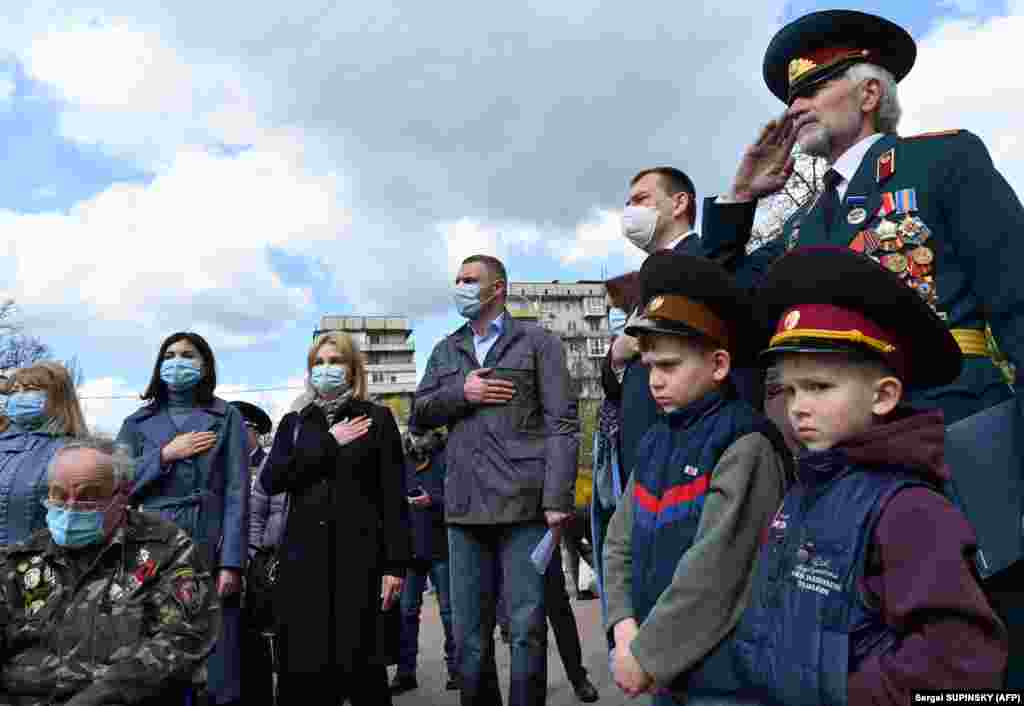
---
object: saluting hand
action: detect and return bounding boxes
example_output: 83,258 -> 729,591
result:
330,416 -> 372,446
161,431 -> 218,464
463,368 -> 516,405
727,114 -> 800,202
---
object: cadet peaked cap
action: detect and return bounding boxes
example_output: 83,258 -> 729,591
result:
756,246 -> 961,389
764,10 -> 916,104
230,401 -> 272,436
625,251 -> 758,362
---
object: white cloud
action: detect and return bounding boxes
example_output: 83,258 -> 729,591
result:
548,209 -> 645,269
900,12 -> 1024,194
0,73 -> 13,102
3,140 -> 345,346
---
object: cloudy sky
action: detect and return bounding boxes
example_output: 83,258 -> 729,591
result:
1,0 -> 1020,433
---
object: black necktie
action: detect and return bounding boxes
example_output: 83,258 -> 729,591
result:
822,168 -> 842,234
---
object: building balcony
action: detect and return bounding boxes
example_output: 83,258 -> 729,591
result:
366,362 -> 416,372
362,342 -> 415,353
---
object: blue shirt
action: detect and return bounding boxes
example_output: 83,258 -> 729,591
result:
473,312 -> 505,364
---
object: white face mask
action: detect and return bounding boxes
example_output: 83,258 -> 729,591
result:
621,205 -> 659,253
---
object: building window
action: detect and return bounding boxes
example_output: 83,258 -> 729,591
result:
587,318 -> 600,332
368,334 -> 381,345
371,372 -> 385,383
569,341 -> 582,354
567,320 -> 577,332
588,338 -> 605,356
585,297 -> 605,315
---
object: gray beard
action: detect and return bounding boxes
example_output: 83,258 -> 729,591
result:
799,125 -> 833,159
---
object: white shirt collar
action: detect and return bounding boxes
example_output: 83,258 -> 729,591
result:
662,229 -> 698,252
831,132 -> 886,188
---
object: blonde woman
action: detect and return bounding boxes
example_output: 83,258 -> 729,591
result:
260,333 -> 410,705
0,361 -> 88,544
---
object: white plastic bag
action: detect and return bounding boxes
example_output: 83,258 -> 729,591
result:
578,558 -> 596,593
530,529 -> 558,574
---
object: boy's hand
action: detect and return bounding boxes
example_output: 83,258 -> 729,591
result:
612,642 -> 654,697
611,619 -> 653,696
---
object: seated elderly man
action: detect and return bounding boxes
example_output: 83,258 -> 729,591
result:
0,437 -> 219,706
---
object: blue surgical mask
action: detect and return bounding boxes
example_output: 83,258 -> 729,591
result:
45,503 -> 105,548
160,358 -> 202,391
608,308 -> 628,337
310,364 -> 349,395
6,391 -> 49,429
454,281 -> 500,320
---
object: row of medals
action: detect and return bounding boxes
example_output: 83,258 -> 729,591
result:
847,209 -> 938,312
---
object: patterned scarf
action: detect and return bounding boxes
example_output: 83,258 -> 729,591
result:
311,389 -> 355,425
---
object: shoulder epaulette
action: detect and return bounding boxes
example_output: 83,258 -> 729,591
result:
904,129 -> 962,141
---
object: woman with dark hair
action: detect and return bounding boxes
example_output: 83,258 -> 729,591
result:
260,332 -> 410,705
116,331 -> 249,706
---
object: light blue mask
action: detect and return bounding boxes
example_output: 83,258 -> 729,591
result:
6,391 -> 49,429
160,358 -> 202,391
453,282 -> 485,320
45,504 -> 105,547
608,308 -> 628,337
310,364 -> 349,395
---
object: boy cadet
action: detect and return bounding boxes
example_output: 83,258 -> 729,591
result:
722,247 -> 1006,706
602,251 -> 791,705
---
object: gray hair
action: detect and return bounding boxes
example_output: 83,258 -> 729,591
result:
47,436 -> 137,488
844,62 -> 901,133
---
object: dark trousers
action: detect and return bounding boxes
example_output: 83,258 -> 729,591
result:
544,539 -> 588,685
496,531 -> 588,685
397,558 -> 455,676
277,666 -> 391,705
449,522 -> 548,706
985,560 -> 1024,688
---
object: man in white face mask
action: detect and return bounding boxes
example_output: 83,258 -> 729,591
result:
605,168 -> 702,499
621,167 -> 699,256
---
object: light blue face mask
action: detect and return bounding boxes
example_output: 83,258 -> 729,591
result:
608,308 -> 628,337
160,357 -> 202,391
45,503 -> 106,548
6,391 -> 49,429
310,364 -> 349,395
453,282 -> 485,320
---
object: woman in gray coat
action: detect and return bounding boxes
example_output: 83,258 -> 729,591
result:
0,362 -> 88,546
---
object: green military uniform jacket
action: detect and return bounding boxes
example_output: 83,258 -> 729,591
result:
0,510 -> 219,705
703,129 -> 1022,420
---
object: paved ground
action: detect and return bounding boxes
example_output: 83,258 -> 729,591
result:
390,592 -> 636,706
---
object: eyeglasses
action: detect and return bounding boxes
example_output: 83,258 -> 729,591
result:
42,498 -> 113,513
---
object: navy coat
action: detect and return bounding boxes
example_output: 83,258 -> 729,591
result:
0,428 -> 71,546
405,445 -> 447,563
116,398 -> 250,571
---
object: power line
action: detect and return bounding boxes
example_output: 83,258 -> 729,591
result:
78,385 -> 306,400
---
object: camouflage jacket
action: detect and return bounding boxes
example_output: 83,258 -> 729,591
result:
0,510 -> 220,705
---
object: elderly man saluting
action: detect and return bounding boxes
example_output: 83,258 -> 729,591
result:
0,437 -> 219,706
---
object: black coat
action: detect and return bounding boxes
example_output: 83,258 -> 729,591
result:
405,444 -> 448,563
260,399 -> 411,679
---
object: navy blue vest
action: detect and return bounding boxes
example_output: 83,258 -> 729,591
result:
729,450 -> 932,706
630,390 -> 782,693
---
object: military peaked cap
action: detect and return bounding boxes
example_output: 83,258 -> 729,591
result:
764,10 -> 916,104
756,246 -> 961,389
625,251 -> 759,363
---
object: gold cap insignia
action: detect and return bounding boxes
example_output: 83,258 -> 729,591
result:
647,296 -> 665,314
788,58 -> 817,85
784,309 -> 801,331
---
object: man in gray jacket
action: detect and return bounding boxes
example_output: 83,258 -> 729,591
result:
414,254 -> 579,706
